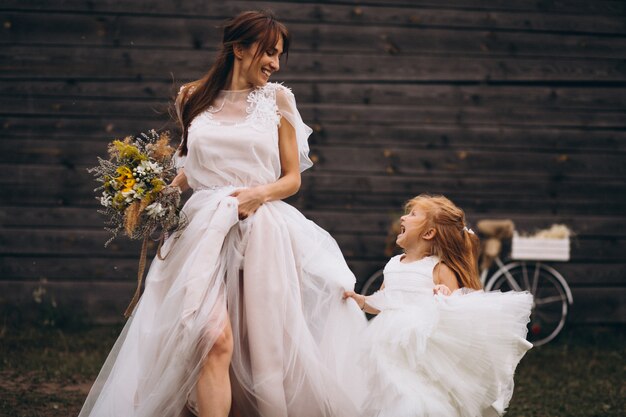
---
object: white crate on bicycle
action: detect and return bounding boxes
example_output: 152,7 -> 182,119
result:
511,233 -> 570,261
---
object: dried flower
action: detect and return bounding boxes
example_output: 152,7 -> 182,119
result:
88,129 -> 186,246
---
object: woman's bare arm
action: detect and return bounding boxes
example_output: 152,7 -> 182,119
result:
231,117 -> 301,218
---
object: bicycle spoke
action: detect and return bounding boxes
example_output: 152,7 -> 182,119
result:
534,295 -> 566,306
531,264 -> 540,295
502,269 -> 523,292
491,262 -> 570,347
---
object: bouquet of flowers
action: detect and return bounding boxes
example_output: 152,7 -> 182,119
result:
89,129 -> 185,316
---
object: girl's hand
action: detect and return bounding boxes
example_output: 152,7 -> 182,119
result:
433,284 -> 452,296
230,187 -> 267,219
343,290 -> 366,309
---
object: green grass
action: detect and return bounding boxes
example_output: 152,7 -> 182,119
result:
0,324 -> 123,417
506,325 -> 625,417
0,322 -> 623,416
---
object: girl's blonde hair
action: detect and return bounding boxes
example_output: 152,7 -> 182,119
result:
406,194 -> 482,290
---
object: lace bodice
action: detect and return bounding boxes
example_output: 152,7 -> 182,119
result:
178,83 -> 312,190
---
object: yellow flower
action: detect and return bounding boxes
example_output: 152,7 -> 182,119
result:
122,178 -> 135,193
115,166 -> 136,193
115,166 -> 132,178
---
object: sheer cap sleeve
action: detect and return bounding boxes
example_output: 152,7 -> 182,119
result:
274,84 -> 314,172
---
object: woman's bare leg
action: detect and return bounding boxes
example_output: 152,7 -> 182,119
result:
197,317 -> 234,417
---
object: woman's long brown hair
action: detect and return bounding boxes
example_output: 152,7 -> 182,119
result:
406,194 -> 482,290
173,10 -> 290,156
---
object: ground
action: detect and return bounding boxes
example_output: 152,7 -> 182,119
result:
0,321 -> 624,417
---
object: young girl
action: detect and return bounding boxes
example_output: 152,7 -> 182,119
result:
344,194 -> 533,417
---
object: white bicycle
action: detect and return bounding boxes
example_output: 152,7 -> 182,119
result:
360,220 -> 573,347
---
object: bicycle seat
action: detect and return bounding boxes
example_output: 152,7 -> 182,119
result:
477,219 -> 515,239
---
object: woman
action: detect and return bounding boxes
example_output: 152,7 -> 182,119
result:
79,10 -> 366,417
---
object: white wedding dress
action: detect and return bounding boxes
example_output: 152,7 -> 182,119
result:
362,255 -> 533,417
79,83 -> 368,417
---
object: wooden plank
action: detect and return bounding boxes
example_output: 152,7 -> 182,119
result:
306,102 -> 626,127
293,191 -> 626,216
0,206 -> 105,228
305,104 -> 626,128
3,206 -> 625,238
308,147 -> 626,178
0,256 -> 147,282
298,174 -> 626,201
347,259 -> 626,288
0,138 -> 111,165
1,187 -> 623,216
0,228 -> 148,256
4,81 -> 626,111
2,177 -> 625,215
567,287 -> 626,323
0,157 -> 626,198
0,12 -> 222,51
13,134 -> 626,168
308,148 -> 625,180
4,157 -> 623,187
307,0 -> 626,16
470,215 -> 626,238
3,12 -> 626,59
3,190 -> 624,220
0,80 -> 178,100
1,169 -> 624,214
3,129 -> 626,161
1,227 -> 624,262
0,280 -> 135,324
305,84 -> 626,110
7,6 -> 626,37
332,233 -> 626,262
4,118 -> 626,155
311,125 -> 626,153
306,210 -> 626,237
0,96 -> 169,120
0,117 -> 177,142
3,96 -> 626,129
2,0 -> 624,19
2,46 -> 626,82
0,280 -> 622,324
308,25 -> 626,60
541,264 -> 626,287
2,255 -> 625,287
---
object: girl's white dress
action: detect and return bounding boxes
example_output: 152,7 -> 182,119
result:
363,255 -> 533,417
79,83 -> 368,417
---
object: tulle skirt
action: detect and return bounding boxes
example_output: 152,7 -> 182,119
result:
78,186 -> 367,417
362,289 -> 533,417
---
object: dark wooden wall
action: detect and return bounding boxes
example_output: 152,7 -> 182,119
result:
1,0 -> 625,324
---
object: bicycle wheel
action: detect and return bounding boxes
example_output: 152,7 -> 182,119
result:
360,268 -> 384,296
485,261 -> 572,347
